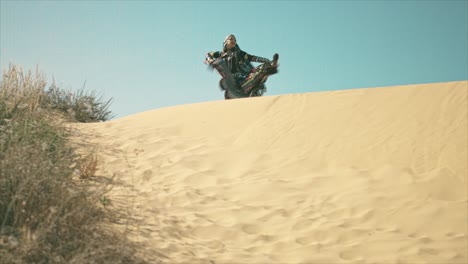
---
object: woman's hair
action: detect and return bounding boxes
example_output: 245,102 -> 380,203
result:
224,34 -> 236,44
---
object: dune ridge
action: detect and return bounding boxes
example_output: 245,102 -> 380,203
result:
74,81 -> 467,263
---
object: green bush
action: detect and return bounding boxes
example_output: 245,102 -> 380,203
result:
45,83 -> 115,122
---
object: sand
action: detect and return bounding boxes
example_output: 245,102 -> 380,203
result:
72,81 -> 467,263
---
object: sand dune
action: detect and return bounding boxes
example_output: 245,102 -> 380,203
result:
73,81 -> 467,263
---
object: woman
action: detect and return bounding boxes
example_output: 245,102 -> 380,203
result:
205,34 -> 278,98
206,34 -> 277,81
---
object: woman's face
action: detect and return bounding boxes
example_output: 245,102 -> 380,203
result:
225,35 -> 237,49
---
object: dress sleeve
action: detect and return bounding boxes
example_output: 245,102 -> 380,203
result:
241,51 -> 271,63
206,51 -> 222,62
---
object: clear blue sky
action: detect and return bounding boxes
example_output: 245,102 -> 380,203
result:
1,0 -> 467,119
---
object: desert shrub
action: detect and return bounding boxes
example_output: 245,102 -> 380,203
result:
45,84 -> 115,122
0,64 -> 143,263
0,64 -> 114,123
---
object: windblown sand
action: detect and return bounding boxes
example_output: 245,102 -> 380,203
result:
73,81 -> 467,263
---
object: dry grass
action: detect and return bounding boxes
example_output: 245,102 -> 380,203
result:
79,153 -> 100,180
0,65 -> 46,120
0,64 -> 145,263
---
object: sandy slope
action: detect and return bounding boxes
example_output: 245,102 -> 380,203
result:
73,81 -> 467,264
